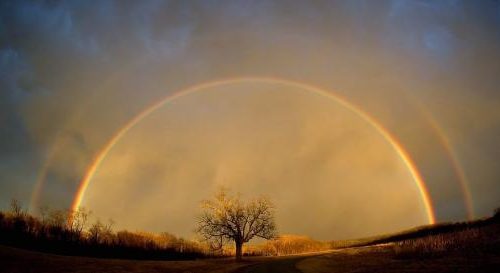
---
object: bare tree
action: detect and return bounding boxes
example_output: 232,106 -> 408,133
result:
196,189 -> 277,261
88,218 -> 114,245
48,209 -> 68,229
88,219 -> 104,244
67,207 -> 91,240
39,205 -> 49,224
10,199 -> 24,217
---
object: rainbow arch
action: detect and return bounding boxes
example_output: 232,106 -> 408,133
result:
29,142 -> 59,213
421,110 -> 474,219
400,95 -> 475,220
70,77 -> 436,224
28,64 -> 140,213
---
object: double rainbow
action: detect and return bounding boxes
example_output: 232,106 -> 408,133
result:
64,77 -> 436,224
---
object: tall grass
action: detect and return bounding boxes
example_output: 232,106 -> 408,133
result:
332,209 -> 500,252
205,235 -> 331,257
393,223 -> 500,259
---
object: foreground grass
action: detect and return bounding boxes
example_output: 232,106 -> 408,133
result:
297,245 -> 500,273
393,222 -> 500,258
2,215 -> 499,273
331,215 -> 500,249
0,245 -> 251,273
2,242 -> 499,273
300,218 -> 500,273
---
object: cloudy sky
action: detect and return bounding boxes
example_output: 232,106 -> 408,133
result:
0,0 -> 499,240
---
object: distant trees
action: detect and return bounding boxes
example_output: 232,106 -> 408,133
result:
10,199 -> 25,217
88,219 -> 114,244
196,189 -> 277,261
68,207 -> 91,238
0,199 -> 205,260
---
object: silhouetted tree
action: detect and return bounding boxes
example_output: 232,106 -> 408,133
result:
0,202 -> 205,260
88,218 -> 114,244
494,207 -> 500,220
196,189 -> 277,261
68,207 -> 91,241
39,205 -> 49,224
48,209 -> 67,228
10,199 -> 24,217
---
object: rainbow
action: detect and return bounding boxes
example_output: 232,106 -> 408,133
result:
401,96 -> 475,220
69,77 -> 436,223
28,65 -> 134,214
421,111 -> 474,219
29,133 -> 64,213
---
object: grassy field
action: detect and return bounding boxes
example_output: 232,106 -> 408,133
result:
299,217 -> 500,272
330,214 -> 500,249
2,242 -> 499,273
0,245 -> 253,273
393,223 -> 500,258
297,245 -> 500,273
1,215 -> 499,273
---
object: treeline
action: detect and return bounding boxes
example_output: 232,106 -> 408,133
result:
0,200 -> 334,259
0,200 -> 206,260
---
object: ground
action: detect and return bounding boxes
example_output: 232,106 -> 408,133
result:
0,245 -> 246,273
1,244 -> 499,273
296,246 -> 500,273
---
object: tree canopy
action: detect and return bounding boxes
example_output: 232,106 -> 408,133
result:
196,189 -> 277,260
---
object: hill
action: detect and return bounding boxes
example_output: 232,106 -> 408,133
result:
331,213 -> 500,249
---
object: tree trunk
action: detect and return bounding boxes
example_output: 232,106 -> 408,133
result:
235,240 -> 243,261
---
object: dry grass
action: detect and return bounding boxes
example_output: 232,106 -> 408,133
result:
297,244 -> 500,273
331,214 -> 500,250
0,245 -> 254,273
2,238 -> 499,273
2,214 -> 499,272
393,223 -> 500,258
298,219 -> 500,273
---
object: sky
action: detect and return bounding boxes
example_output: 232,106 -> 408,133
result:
0,0 -> 499,240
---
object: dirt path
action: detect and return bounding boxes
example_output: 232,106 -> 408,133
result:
233,251 -> 338,273
234,256 -> 305,273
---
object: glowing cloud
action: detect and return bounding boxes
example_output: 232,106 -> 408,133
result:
69,77 -> 436,224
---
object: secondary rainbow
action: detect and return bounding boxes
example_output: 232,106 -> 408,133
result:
29,143 -> 59,213
70,77 -> 437,224
421,110 -> 474,219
